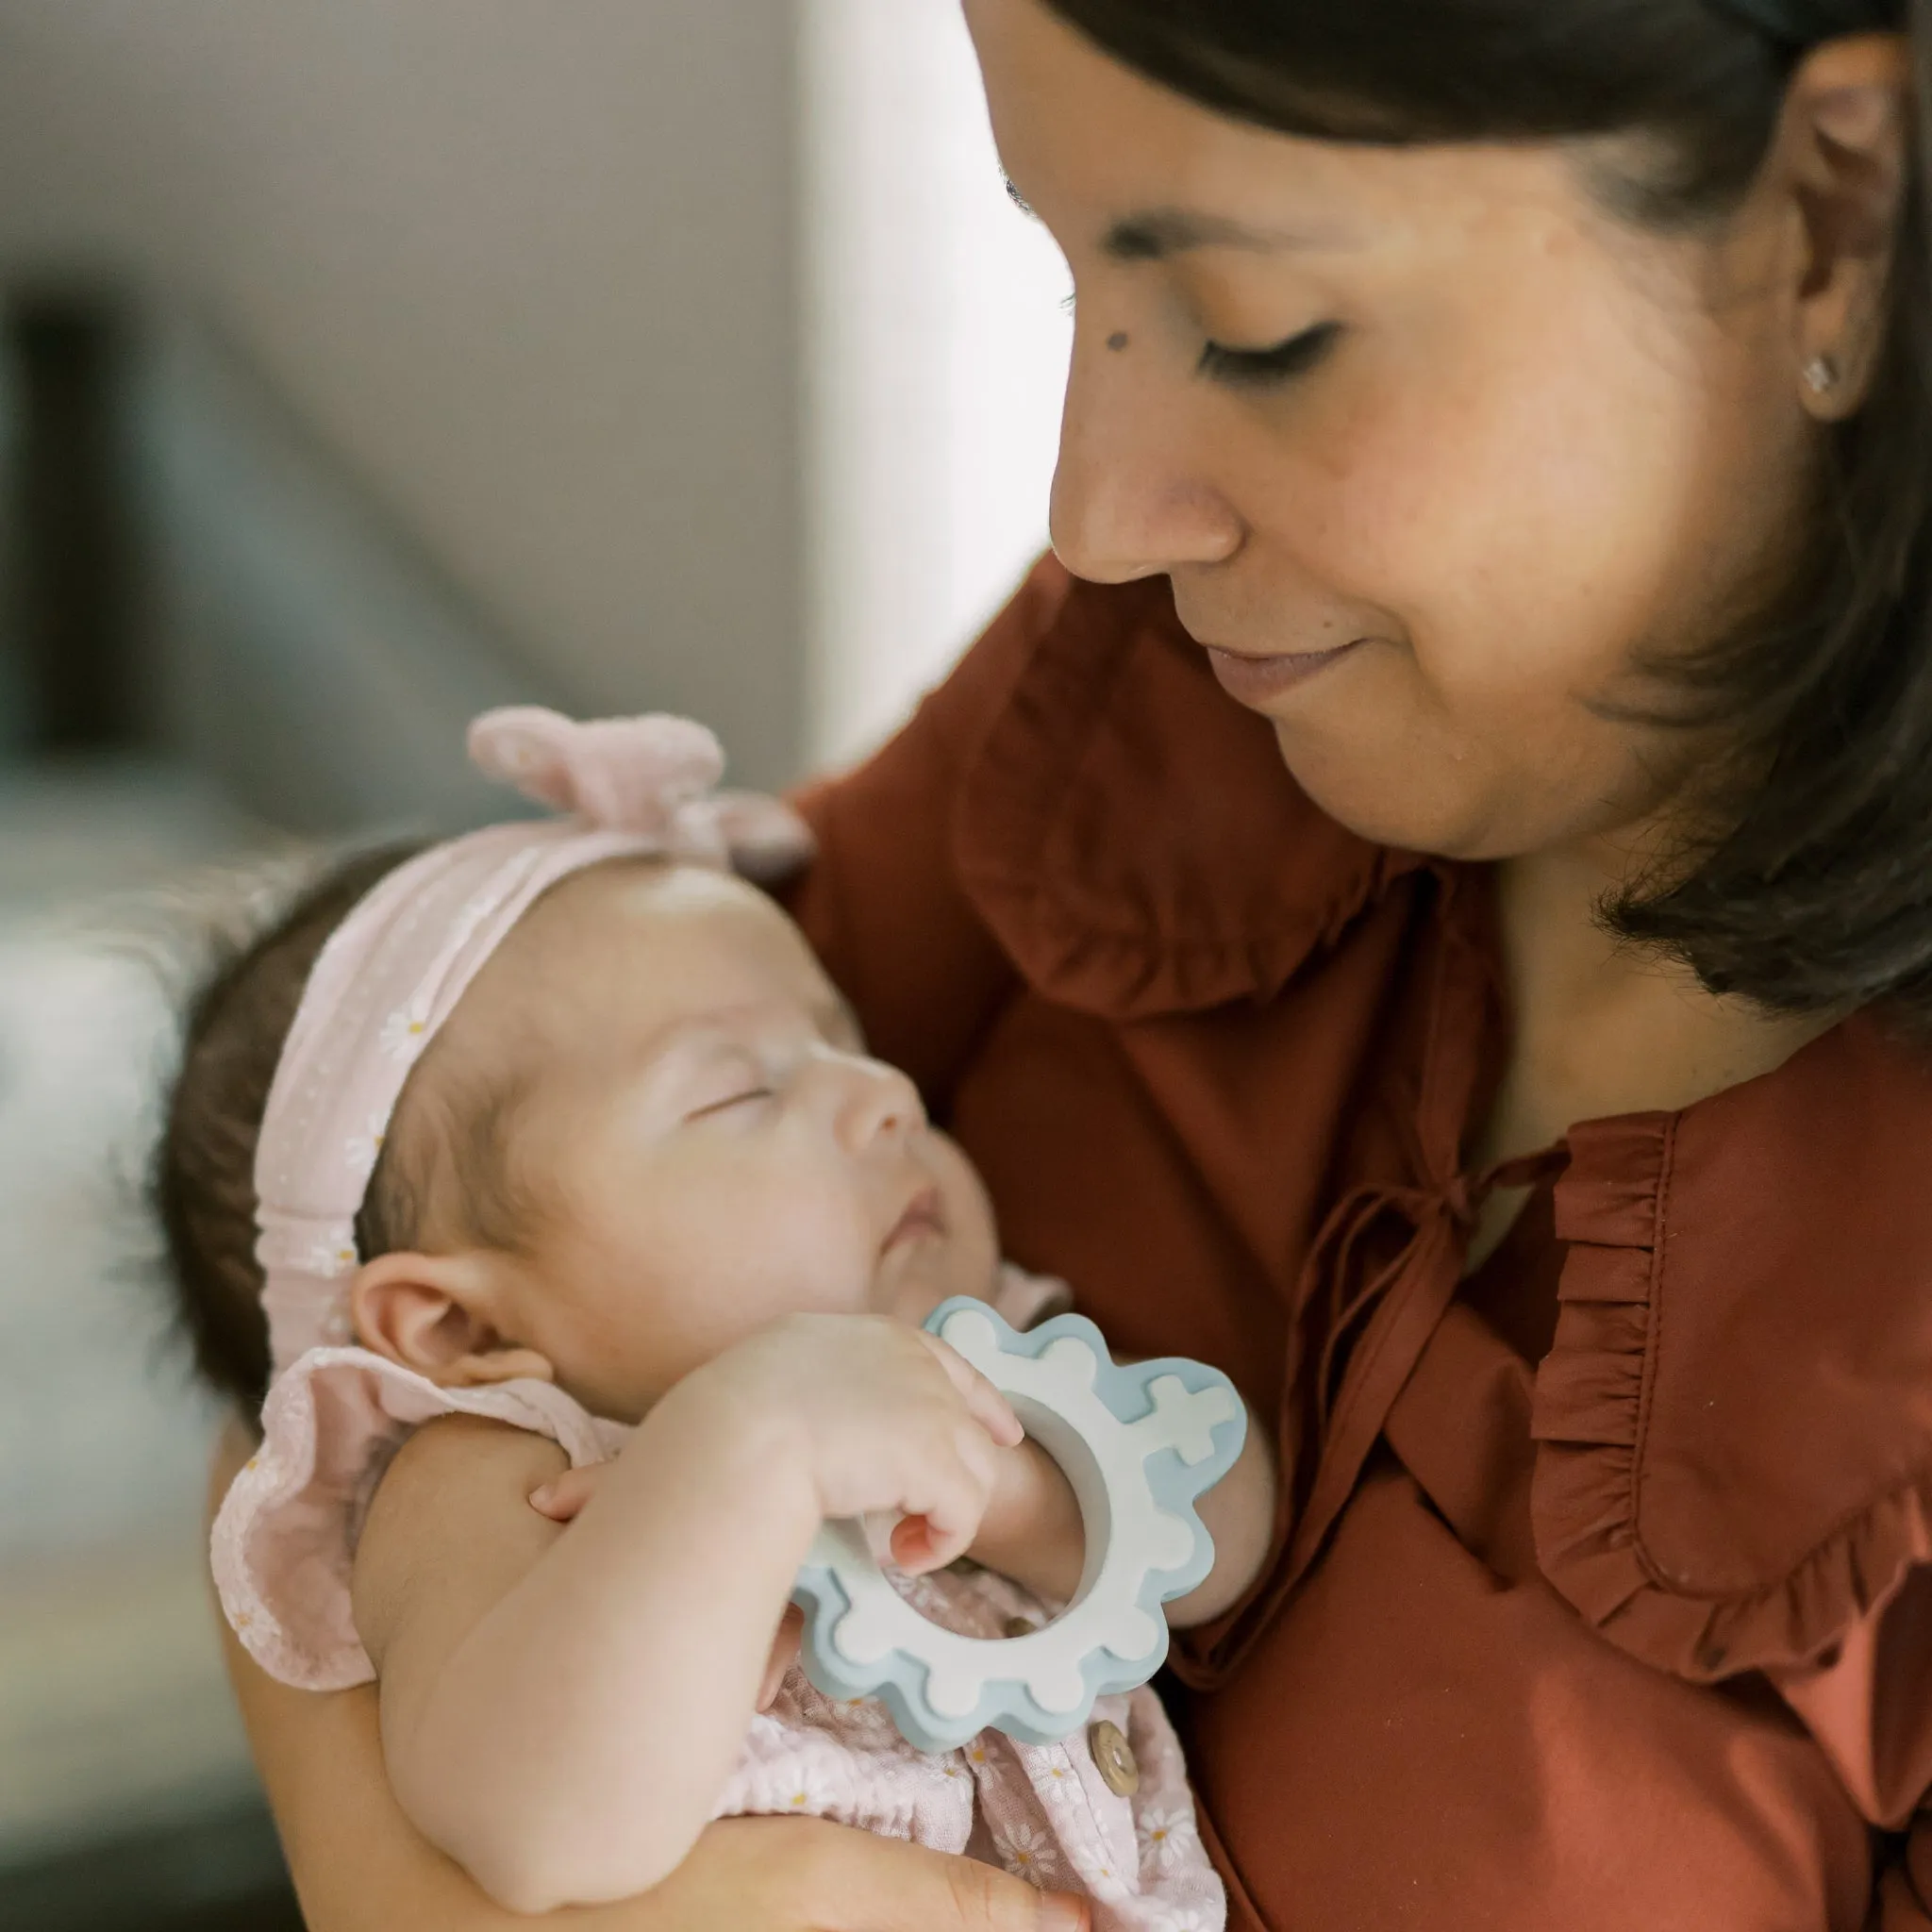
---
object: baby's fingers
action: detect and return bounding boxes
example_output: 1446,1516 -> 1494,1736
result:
527,1461 -> 612,1523
917,1331 -> 1023,1448
890,1513 -> 946,1574
893,1426 -> 1001,1573
893,1510 -> 974,1575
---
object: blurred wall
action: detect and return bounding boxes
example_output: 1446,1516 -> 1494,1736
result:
0,1 -> 806,785
801,0 -> 1069,771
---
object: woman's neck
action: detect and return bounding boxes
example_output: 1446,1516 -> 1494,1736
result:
1475,833 -> 1841,1171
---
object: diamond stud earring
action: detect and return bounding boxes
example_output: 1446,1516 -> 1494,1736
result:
1804,355 -> 1841,395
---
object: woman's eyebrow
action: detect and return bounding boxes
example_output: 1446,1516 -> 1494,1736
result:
1100,207 -> 1360,261
1001,176 -> 1357,261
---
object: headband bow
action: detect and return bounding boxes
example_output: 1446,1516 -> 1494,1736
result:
469,708 -> 814,880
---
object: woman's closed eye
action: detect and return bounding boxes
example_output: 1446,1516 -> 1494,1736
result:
1198,320 -> 1342,391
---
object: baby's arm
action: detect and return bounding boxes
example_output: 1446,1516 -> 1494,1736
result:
352,1397 -> 816,1915
969,1401 -> 1277,1627
353,1315 -> 1020,1916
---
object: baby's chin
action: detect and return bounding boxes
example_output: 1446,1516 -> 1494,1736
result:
874,1247 -> 1003,1329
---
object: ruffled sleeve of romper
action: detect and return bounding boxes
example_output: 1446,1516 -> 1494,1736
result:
1530,1015 -> 1932,1913
211,1347 -> 625,1692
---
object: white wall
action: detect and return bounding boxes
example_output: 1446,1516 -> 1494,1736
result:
0,0 -> 807,784
0,2 -> 1074,785
801,0 -> 1073,770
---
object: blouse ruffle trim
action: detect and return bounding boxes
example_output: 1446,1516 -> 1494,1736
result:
1530,1114 -> 1932,1683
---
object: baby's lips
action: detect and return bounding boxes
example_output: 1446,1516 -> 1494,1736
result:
880,1185 -> 947,1257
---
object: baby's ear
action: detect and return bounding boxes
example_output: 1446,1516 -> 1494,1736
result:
350,1252 -> 557,1389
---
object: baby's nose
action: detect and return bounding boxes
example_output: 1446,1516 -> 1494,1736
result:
839,1057 -> 926,1143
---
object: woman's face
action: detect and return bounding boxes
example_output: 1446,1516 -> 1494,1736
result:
966,0 -> 1825,862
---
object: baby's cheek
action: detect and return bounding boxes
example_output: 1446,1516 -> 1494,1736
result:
933,1137 -> 1002,1276
757,1183 -> 893,1314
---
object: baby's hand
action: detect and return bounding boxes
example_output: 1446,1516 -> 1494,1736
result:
691,1313 -> 1023,1574
527,1462 -> 611,1524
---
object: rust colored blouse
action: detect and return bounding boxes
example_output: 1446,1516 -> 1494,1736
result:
785,557 -> 1932,1932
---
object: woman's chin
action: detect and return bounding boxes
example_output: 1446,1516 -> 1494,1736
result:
1275,731 -> 1452,854
1270,727 -> 1538,863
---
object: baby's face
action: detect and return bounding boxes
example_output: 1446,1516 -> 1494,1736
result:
417,862 -> 1001,1420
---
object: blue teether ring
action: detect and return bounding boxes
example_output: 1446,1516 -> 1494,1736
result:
790,1296 -> 1247,1754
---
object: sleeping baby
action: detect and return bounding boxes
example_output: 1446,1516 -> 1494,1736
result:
160,708 -> 1269,1926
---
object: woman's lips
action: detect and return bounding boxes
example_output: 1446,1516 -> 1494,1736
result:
1205,641 -> 1364,705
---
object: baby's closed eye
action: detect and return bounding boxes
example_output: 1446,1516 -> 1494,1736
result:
677,1041 -> 777,1123
684,1085 -> 774,1123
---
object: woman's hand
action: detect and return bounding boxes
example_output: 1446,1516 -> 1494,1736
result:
629,1819 -> 1094,1932
211,1419 -> 1089,1932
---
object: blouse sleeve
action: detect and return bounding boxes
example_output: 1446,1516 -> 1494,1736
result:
777,558 -> 1072,1107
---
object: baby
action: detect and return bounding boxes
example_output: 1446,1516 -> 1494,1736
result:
163,710 -> 1268,1926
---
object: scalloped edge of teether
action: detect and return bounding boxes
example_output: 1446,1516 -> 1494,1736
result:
790,1296 -> 1248,1755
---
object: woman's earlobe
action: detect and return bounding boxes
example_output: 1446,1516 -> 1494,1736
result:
349,1251 -> 557,1389
1783,38 -> 1912,419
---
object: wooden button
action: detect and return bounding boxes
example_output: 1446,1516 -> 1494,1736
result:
1088,1718 -> 1140,1797
1003,1616 -> 1040,1639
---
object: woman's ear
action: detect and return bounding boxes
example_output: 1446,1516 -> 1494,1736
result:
349,1251 -> 557,1389
1778,34 -> 1913,420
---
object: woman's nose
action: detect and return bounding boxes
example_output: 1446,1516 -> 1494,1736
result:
1049,318 -> 1245,585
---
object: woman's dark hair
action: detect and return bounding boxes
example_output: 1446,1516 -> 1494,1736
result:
154,847 -> 421,1413
1044,0 -> 1932,1024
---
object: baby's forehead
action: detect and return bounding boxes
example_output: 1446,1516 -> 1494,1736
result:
544,857 -> 807,945
493,859 -> 843,1036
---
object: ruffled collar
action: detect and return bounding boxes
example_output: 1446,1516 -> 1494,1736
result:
952,563 -> 1426,1021
1532,1013 -> 1932,1680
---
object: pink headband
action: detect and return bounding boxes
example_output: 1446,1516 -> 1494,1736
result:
253,708 -> 813,1379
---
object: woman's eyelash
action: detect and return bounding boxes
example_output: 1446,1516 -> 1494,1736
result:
1198,322 -> 1341,391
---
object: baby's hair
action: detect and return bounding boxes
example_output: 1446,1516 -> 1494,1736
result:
154,846 -> 421,1412
153,841 -> 545,1417
156,842 -> 620,1415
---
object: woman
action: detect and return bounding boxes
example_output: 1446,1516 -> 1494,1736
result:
212,1 -> 1932,1925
